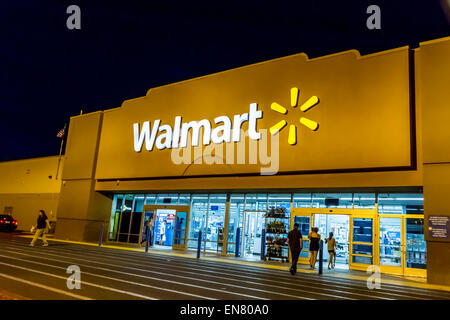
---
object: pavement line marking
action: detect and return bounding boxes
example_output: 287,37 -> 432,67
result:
36,245 -> 439,300
54,248 -> 433,300
0,249 -> 296,300
0,273 -> 92,300
10,248 -> 334,300
15,235 -> 450,293
11,246 -> 392,300
6,239 -> 448,300
6,241 -> 444,300
0,250 -> 239,300
324,272 -> 450,293
7,245 -> 348,300
0,253 -> 213,301
0,260 -> 157,300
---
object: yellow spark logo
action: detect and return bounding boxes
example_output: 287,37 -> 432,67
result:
269,88 -> 319,145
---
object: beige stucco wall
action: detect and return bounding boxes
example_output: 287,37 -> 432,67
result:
56,112 -> 112,242
0,156 -> 63,230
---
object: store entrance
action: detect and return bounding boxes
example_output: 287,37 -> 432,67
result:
154,209 -> 175,247
314,214 -> 350,269
141,205 -> 190,250
241,211 -> 265,260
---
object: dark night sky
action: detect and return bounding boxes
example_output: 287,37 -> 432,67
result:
0,0 -> 449,161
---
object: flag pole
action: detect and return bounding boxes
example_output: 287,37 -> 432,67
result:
55,123 -> 66,180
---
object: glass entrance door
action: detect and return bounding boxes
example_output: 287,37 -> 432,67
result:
405,216 -> 426,277
350,214 -> 376,271
379,215 -> 404,274
154,209 -> 176,247
314,214 -> 350,269
141,209 -> 155,246
242,211 -> 264,259
142,205 -> 190,250
173,210 -> 188,250
378,214 -> 426,276
290,209 -> 314,263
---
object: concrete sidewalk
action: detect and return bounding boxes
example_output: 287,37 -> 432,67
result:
17,234 -> 450,293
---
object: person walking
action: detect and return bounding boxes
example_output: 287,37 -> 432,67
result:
308,227 -> 321,269
148,213 -> 155,246
287,223 -> 303,275
141,213 -> 154,247
30,210 -> 52,247
325,232 -> 336,269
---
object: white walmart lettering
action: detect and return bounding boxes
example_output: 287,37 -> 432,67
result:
133,103 -> 263,152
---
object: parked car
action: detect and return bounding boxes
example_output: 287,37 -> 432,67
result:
0,215 -> 18,231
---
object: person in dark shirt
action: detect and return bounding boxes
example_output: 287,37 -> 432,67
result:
287,223 -> 303,275
309,227 -> 321,269
30,210 -> 52,247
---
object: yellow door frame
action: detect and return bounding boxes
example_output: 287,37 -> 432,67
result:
378,214 -> 405,275
290,208 -> 314,265
404,214 -> 427,277
350,211 -> 378,271
291,207 -> 378,271
290,207 -> 427,277
374,213 -> 426,277
142,205 -> 190,251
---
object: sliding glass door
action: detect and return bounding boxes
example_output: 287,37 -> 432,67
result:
350,213 -> 376,271
291,208 -> 314,263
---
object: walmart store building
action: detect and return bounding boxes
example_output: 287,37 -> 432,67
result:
1,37 -> 450,285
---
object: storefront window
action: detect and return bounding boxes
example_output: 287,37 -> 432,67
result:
178,194 -> 191,205
245,194 -> 268,212
117,194 -> 134,242
205,194 -> 226,252
293,193 -> 312,208
156,194 -> 178,205
312,193 -> 353,208
109,194 -> 123,241
144,194 -> 157,205
377,193 -> 424,214
187,194 -> 208,250
128,195 -> 145,243
353,193 -> 376,209
268,194 -> 291,213
134,195 -> 145,212
228,194 -> 245,254
406,218 -> 426,269
240,194 -> 267,258
379,217 -> 402,267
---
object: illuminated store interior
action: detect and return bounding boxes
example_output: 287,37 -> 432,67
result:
107,192 -> 425,276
